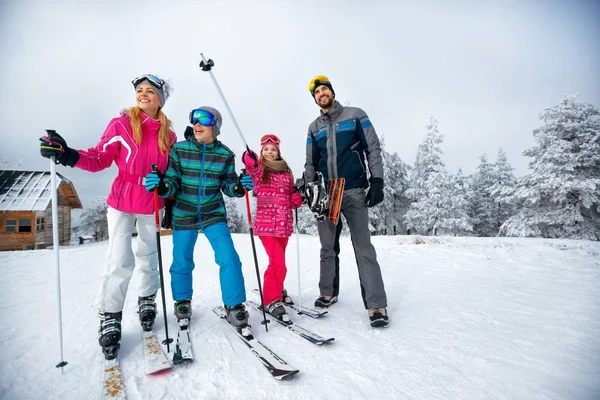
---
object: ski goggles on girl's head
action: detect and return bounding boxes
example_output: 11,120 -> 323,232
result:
189,108 -> 217,127
132,74 -> 165,90
260,134 -> 280,146
308,75 -> 331,94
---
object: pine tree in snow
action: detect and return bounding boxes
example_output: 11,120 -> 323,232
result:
404,117 -> 453,235
224,197 -> 247,233
489,149 -> 517,232
469,154 -> 498,236
440,168 -> 474,236
80,197 -> 109,240
294,204 -> 319,235
368,136 -> 410,235
500,95 -> 600,240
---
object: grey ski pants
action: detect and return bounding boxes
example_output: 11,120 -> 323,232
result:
317,188 -> 388,309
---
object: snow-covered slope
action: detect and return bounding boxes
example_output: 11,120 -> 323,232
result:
0,235 -> 598,400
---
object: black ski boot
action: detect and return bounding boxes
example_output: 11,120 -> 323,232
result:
98,311 -> 122,360
138,293 -> 157,332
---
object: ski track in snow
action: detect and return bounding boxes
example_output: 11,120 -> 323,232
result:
0,235 -> 599,400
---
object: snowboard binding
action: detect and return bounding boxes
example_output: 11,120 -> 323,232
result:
297,172 -> 344,224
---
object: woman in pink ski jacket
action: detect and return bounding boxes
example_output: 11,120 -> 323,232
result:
242,134 -> 303,323
39,74 -> 176,360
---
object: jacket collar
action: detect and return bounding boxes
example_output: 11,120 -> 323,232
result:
319,101 -> 343,122
140,112 -> 162,132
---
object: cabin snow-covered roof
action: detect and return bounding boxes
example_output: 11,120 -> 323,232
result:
0,170 -> 83,211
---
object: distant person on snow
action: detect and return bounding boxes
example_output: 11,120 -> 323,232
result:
39,74 -> 177,358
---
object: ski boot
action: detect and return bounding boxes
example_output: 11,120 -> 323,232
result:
174,299 -> 192,328
368,308 -> 389,328
98,311 -> 122,360
267,300 -> 291,324
138,293 -> 157,332
225,304 -> 252,339
281,288 -> 294,305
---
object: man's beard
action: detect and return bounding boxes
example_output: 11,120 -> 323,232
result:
316,95 -> 334,109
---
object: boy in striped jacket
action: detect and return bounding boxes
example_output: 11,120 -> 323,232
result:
145,106 -> 254,329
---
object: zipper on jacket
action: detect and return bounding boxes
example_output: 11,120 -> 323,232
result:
197,144 -> 206,231
327,117 -> 336,180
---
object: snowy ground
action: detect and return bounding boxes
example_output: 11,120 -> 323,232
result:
0,234 -> 599,400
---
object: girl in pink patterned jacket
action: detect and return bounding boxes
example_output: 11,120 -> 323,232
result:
39,74 -> 176,360
242,134 -> 303,322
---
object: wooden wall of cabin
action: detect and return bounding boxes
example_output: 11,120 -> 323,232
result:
44,205 -> 72,247
0,211 -> 36,251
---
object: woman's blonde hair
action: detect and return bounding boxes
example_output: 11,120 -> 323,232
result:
127,106 -> 172,153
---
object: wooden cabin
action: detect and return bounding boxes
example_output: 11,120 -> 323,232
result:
0,170 -> 83,251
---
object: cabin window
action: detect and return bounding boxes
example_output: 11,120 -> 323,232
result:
36,217 -> 45,232
5,220 -> 16,232
18,219 -> 32,233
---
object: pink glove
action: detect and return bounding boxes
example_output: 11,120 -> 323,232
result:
291,192 -> 303,209
242,149 -> 258,166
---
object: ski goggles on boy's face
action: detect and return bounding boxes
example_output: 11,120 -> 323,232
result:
189,108 -> 217,127
260,135 -> 280,146
308,75 -> 330,93
132,74 -> 165,90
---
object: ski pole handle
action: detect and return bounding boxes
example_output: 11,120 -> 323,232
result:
199,53 -> 248,148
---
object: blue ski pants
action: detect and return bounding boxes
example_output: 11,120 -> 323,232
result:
170,222 -> 246,307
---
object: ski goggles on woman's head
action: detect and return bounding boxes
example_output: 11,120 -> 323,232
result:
260,134 -> 280,146
308,75 -> 331,94
189,108 -> 216,127
132,74 -> 165,90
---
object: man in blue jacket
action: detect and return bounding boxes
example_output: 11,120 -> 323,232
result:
304,75 -> 389,328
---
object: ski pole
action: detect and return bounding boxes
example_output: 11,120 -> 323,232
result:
199,53 -> 252,156
294,208 -> 302,309
49,152 -> 68,373
151,165 -> 173,351
242,173 -> 269,332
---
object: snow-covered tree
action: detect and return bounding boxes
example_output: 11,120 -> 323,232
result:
224,197 -> 247,233
404,117 -> 453,235
371,137 -> 410,235
501,95 -> 600,240
469,154 -> 498,236
0,158 -> 23,170
440,168 -> 474,235
294,204 -> 319,235
489,149 -> 517,232
80,197 -> 109,240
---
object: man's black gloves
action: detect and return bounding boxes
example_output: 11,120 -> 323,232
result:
365,178 -> 384,208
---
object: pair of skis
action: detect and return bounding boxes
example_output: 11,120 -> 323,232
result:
246,300 -> 334,345
212,306 -> 299,379
100,329 -> 171,400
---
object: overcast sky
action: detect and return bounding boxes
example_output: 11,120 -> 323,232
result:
1,0 -> 599,211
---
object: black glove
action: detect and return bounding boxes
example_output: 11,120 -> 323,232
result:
233,172 -> 254,196
39,130 -> 80,167
161,198 -> 175,229
365,178 -> 384,208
